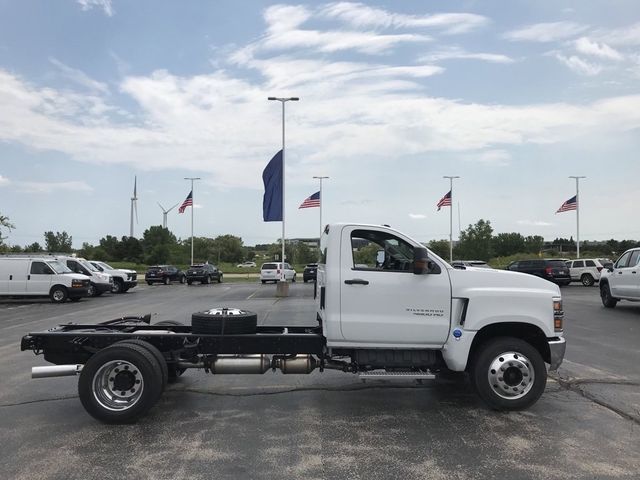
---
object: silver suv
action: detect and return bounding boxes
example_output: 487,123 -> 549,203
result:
599,248 -> 640,308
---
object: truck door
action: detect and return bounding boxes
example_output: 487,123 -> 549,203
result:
8,260 -> 29,293
610,251 -> 635,298
26,261 -> 54,295
339,226 -> 451,347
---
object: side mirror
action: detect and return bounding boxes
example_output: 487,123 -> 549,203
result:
376,250 -> 385,267
413,247 -> 431,274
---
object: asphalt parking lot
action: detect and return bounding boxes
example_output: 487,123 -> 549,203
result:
1,282 -> 639,480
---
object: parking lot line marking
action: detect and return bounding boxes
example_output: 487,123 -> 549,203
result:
246,289 -> 260,300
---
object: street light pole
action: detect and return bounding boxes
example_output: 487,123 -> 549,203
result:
569,176 -> 586,258
184,177 -> 201,265
313,176 -> 329,249
443,176 -> 460,263
268,96 -> 299,282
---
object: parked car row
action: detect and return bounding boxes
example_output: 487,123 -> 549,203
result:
145,264 -> 224,286
0,254 -> 137,303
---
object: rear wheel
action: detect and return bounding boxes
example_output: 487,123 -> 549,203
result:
78,343 -> 164,423
471,337 -> 546,410
600,283 -> 618,308
217,274 -> 222,283
50,286 -> 68,304
581,273 -> 595,287
114,340 -> 168,391
179,275 -> 185,284
203,276 -> 210,285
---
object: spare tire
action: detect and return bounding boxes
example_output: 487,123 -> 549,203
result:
191,307 -> 257,335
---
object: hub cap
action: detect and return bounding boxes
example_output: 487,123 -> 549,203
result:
92,360 -> 144,411
487,351 -> 534,400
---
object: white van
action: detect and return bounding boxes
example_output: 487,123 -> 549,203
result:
0,256 -> 90,303
55,256 -> 113,297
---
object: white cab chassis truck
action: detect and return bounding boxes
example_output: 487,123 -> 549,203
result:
22,223 -> 565,423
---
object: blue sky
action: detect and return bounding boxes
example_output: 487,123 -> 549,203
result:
1,0 -> 639,248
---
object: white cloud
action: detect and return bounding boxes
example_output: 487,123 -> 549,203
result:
466,150 -> 511,166
18,181 -> 93,194
0,175 -> 10,186
321,2 -> 489,34
409,213 -> 426,219
504,21 -> 588,42
517,220 -> 553,227
555,53 -> 603,76
420,47 -> 514,64
596,22 -> 640,47
574,37 -> 623,61
259,5 -> 431,55
49,57 -> 110,93
76,0 -> 114,17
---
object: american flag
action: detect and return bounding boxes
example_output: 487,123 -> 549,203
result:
556,195 -> 577,213
178,191 -> 193,213
299,191 -> 320,209
436,190 -> 451,211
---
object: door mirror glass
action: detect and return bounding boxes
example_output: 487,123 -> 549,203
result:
376,250 -> 385,267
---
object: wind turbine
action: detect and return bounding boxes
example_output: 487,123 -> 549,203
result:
157,201 -> 179,229
129,176 -> 138,238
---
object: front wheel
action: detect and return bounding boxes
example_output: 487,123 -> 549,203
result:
581,273 -> 594,287
50,286 -> 68,303
179,276 -> 185,284
147,281 -> 153,286
111,279 -> 123,294
471,337 -> 546,411
600,283 -> 618,308
87,284 -> 97,297
163,277 -> 170,285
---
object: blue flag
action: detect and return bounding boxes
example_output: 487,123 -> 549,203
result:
262,150 -> 283,221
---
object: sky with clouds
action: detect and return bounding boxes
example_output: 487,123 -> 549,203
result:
0,0 -> 639,248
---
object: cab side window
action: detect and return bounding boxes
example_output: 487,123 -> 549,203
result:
615,252 -> 632,269
629,251 -> 640,267
30,261 -> 53,275
351,229 -> 414,272
573,260 -> 584,268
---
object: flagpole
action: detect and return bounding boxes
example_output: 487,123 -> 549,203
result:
443,176 -> 460,263
268,96 -> 299,285
184,177 -> 201,265
569,176 -> 586,258
313,176 -> 329,251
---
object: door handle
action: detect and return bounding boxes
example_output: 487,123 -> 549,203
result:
344,279 -> 369,285
618,271 -> 622,274
28,274 -> 31,280
632,271 -> 637,274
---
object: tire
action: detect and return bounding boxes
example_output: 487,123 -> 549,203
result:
217,274 -> 222,284
292,274 -> 296,283
122,287 -> 130,293
50,286 -> 68,304
203,276 -> 210,285
261,280 -> 266,284
187,279 -> 193,286
114,340 -> 168,391
147,281 -> 153,286
112,279 -> 124,294
471,337 -> 546,411
581,274 -> 594,287
179,276 -> 185,284
78,343 -> 164,423
163,276 -> 170,286
600,283 -> 618,308
87,283 -> 97,297
154,321 -> 187,381
191,308 -> 257,335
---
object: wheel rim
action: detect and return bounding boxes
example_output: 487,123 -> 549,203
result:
52,289 -> 64,301
582,275 -> 592,286
92,360 -> 144,412
112,281 -> 121,293
487,351 -> 535,400
88,285 -> 95,296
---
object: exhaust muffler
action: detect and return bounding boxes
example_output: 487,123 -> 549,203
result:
32,365 -> 83,379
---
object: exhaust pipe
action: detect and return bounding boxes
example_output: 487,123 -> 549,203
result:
32,365 -> 83,379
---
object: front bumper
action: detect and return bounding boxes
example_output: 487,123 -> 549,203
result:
548,337 -> 566,370
94,283 -> 113,294
124,281 -> 137,289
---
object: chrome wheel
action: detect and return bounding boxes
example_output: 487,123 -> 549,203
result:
487,351 -> 534,401
52,289 -> 65,302
92,360 -> 144,412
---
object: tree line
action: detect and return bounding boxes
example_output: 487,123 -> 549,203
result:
1,213 -> 636,265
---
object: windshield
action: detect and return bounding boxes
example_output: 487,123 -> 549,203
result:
99,262 -> 114,270
47,260 -> 72,274
79,259 -> 99,272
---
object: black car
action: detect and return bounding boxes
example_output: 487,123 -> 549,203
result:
186,263 -> 223,285
506,259 -> 571,286
303,263 -> 318,283
145,265 -> 185,285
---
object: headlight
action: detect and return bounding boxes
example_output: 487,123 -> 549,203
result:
71,279 -> 85,288
553,298 -> 564,332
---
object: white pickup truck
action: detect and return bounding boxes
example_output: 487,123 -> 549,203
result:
22,223 -> 565,423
